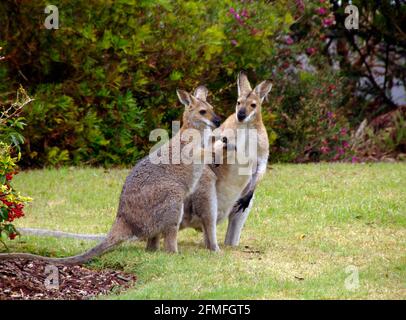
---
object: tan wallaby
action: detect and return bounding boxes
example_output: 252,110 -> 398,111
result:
181,72 -> 272,249
0,86 -> 223,264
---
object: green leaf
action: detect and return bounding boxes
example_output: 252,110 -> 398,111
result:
0,207 -> 8,221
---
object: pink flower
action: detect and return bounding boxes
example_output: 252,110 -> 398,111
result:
285,36 -> 294,45
327,111 -> 334,119
320,146 -> 330,154
306,47 -> 317,55
229,7 -> 236,15
342,140 -> 349,148
351,156 -> 359,163
323,17 -> 335,27
241,9 -> 249,18
315,7 -> 327,15
231,39 -> 238,46
251,28 -> 260,36
337,147 -> 345,156
328,84 -> 337,91
340,128 -> 348,136
296,0 -> 305,12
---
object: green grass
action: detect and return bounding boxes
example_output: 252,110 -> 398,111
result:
3,163 -> 406,299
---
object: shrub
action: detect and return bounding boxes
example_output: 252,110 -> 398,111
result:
0,0 -> 292,167
0,143 -> 32,244
0,87 -> 32,245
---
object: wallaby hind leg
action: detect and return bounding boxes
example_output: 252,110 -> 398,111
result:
162,202 -> 184,253
201,185 -> 220,251
225,191 -> 255,246
146,234 -> 160,251
163,226 -> 179,253
202,220 -> 220,252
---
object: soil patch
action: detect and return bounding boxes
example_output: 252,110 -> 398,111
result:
0,258 -> 136,300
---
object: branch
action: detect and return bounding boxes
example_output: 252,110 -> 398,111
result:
383,43 -> 390,92
345,32 -> 398,112
0,86 -> 34,124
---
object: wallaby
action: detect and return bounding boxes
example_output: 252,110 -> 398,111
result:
181,72 -> 271,248
0,86 -> 224,264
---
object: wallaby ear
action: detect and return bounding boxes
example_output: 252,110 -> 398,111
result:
177,89 -> 193,107
237,71 -> 252,97
194,85 -> 208,101
254,80 -> 272,103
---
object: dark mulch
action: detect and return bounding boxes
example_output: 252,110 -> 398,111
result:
0,259 -> 136,300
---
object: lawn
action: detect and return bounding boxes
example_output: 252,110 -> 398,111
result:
3,163 -> 406,299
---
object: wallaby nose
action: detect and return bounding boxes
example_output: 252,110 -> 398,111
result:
213,116 -> 221,128
237,109 -> 246,122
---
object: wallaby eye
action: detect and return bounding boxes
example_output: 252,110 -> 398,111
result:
199,110 -> 207,115
251,103 -> 256,108
237,101 -> 241,105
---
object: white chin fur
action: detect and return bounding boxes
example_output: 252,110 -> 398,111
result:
243,111 -> 256,123
202,118 -> 216,128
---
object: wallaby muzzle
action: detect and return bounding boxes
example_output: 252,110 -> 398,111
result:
237,109 -> 246,122
212,116 -> 222,128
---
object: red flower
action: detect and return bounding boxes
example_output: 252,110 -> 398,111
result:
5,173 -> 13,181
328,84 -> 337,91
1,199 -> 13,206
9,232 -> 17,240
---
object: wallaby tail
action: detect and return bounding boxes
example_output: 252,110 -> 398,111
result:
17,227 -> 106,241
0,218 -> 133,265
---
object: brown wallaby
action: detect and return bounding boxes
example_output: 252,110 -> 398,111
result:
0,86 -> 224,264
181,72 -> 272,249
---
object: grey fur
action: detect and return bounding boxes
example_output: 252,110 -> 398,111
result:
0,87 -> 223,264
17,227 -> 106,241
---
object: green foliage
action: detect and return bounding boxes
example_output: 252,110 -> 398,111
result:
0,142 -> 32,245
0,87 -> 32,244
0,87 -> 32,150
0,0 -> 292,167
269,70 -> 354,162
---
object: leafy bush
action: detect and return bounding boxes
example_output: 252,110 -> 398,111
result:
0,86 -> 31,150
0,87 -> 32,245
269,69 -> 355,162
0,143 -> 32,244
266,0 -> 405,162
0,0 -> 293,167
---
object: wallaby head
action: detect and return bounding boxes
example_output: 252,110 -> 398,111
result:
177,86 -> 221,130
235,71 -> 272,123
